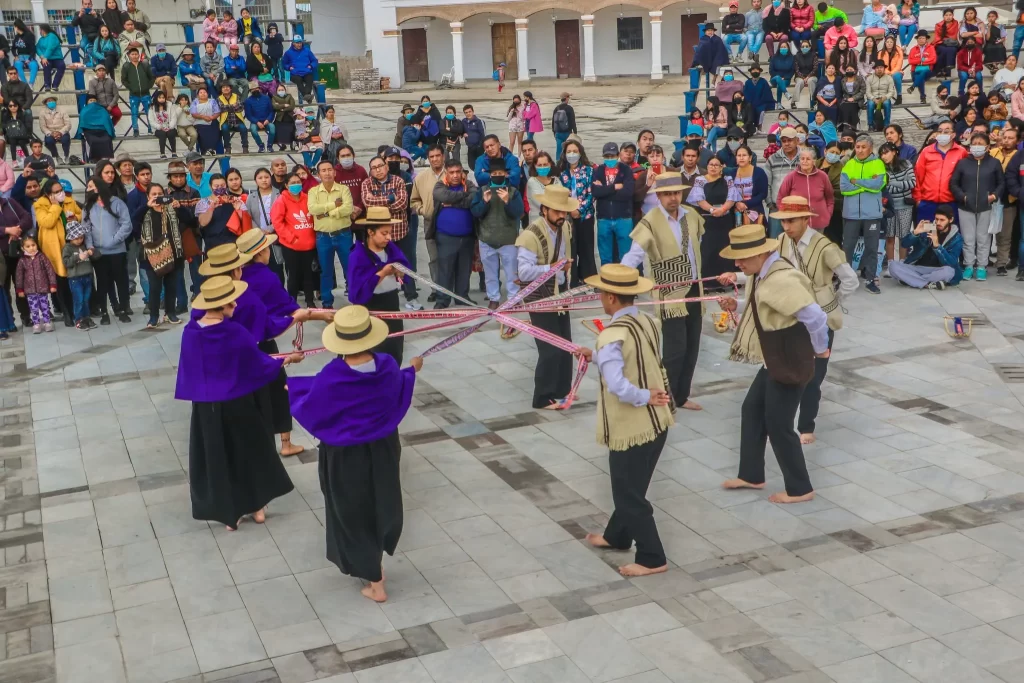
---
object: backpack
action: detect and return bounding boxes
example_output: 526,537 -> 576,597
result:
492,69 -> 499,81
552,107 -> 570,133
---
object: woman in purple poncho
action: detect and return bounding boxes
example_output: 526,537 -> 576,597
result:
289,305 -> 423,603
346,207 -> 409,365
175,276 -> 305,530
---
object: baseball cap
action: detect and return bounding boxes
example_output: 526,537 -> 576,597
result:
186,151 -> 204,164
621,141 -> 637,151
779,126 -> 799,139
156,43 -> 166,51
602,142 -> 619,156
686,124 -> 704,137
383,146 -> 402,158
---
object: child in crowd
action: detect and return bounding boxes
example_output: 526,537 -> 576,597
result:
763,133 -> 780,159
985,91 -> 1009,129
60,220 -> 100,330
294,106 -> 322,168
15,236 -> 57,333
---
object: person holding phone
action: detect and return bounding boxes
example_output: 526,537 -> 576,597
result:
888,205 -> 963,288
140,182 -> 185,328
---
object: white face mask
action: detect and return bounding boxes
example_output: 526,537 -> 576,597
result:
970,144 -> 987,158
566,152 -> 581,164
727,140 -> 741,151
935,134 -> 952,146
339,157 -> 354,169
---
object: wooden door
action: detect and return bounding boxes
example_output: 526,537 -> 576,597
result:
491,22 -> 518,76
555,19 -> 581,79
680,14 -> 707,67
402,27 -> 429,82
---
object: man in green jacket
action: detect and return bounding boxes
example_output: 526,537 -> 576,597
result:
120,47 -> 155,137
840,135 -> 887,293
814,2 -> 848,36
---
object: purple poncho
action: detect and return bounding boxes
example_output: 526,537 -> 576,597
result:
346,241 -> 411,306
175,319 -> 284,402
189,287 -> 293,342
288,353 -> 416,447
242,261 -> 300,316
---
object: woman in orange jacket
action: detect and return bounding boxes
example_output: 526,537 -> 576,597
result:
270,171 -> 317,305
879,35 -> 905,104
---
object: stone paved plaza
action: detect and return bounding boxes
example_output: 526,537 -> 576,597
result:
5,90 -> 1024,682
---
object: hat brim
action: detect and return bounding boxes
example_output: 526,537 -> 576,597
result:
321,316 -> 390,355
584,273 -> 654,296
767,209 -> 816,219
719,238 -> 779,260
647,182 -> 690,194
539,197 -> 580,213
198,250 -> 253,276
239,232 -> 277,256
192,280 -> 248,310
354,217 -> 403,226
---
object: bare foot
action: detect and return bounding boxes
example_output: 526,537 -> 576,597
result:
280,439 -> 304,457
681,400 -> 703,411
800,433 -> 816,445
586,533 -> 612,548
361,581 -> 387,603
768,491 -> 816,504
722,478 -> 766,490
619,563 -> 668,577
252,508 -> 266,524
542,401 -> 563,411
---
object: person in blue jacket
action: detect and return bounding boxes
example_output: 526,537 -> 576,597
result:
150,43 -> 177,99
768,44 -> 795,104
692,23 -> 729,87
281,36 -> 318,104
742,65 -> 776,129
177,47 -> 203,92
890,204 -> 963,287
223,43 -> 249,97
236,7 -> 264,46
474,134 -> 522,189
401,118 -> 426,160
243,87 -> 275,152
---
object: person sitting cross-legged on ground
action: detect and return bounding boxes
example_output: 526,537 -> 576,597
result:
888,205 -> 963,289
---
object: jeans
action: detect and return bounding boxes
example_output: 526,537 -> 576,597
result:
478,242 -> 519,303
434,232 -> 474,306
770,75 -> 791,101
394,221 -> 419,301
554,132 -> 569,160
249,122 -> 276,148
597,217 -> 634,266
68,275 -> 92,321
899,23 -> 916,47
301,149 -> 322,168
187,256 -> 204,298
315,229 -> 352,307
891,71 -> 903,97
866,99 -> 892,128
724,33 -> 746,57
912,67 -> 931,95
525,131 -> 535,142
129,94 -> 152,132
790,29 -> 812,43
79,35 -> 95,66
745,30 -> 765,56
221,123 -> 249,150
1016,25 -> 1024,58
959,70 -> 982,94
706,126 -> 727,152
42,60 -> 65,91
15,55 -> 37,87
888,261 -> 955,287
44,132 -> 70,159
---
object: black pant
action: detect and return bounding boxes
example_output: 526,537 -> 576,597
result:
435,232 -> 474,306
528,311 -> 573,408
155,129 -> 177,155
661,296 -> 702,407
798,328 -> 834,434
146,265 -> 179,323
369,290 -> 403,366
280,245 -> 316,306
739,367 -> 813,497
2,252 -> 29,324
838,101 -> 861,131
52,276 -> 73,321
570,214 -> 597,287
292,72 -> 314,102
394,223 -> 418,301
94,252 -> 130,315
603,431 -> 668,568
7,141 -> 27,164
83,129 -> 114,161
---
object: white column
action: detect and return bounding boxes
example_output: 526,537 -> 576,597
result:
515,18 -> 530,82
649,11 -> 663,81
582,15 -> 596,82
285,0 -> 298,23
30,0 -> 45,36
451,22 -> 465,85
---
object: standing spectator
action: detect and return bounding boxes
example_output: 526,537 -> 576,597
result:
496,61 -> 505,91
878,141 -> 916,268
743,65 -> 775,128
745,0 -> 765,61
121,47 -> 154,137
475,134 -> 522,188
765,127 -> 801,235
777,148 -> 833,229
551,92 -> 577,160
521,91 -> 543,143
139,183 -> 184,328
196,175 -> 242,251
36,24 -> 65,93
150,91 -> 177,159
35,178 -> 82,327
271,172 -> 316,304
73,0 -> 103,67
244,86 -> 275,153
90,25 -> 120,74
11,20 -> 37,88
175,94 -> 198,152
462,105 -> 486,171
117,19 -> 147,60
264,23 -> 284,78
200,41 -> 224,93
769,42 -> 795,104
271,82 -> 296,151
2,101 -> 30,167
593,142 -> 635,266
559,140 -> 596,285
164,161 -> 201,301
866,60 -> 896,129
101,0 -> 125,37
361,155 -> 414,302
723,2 -> 747,62
726,145 -> 770,221
237,7 -> 263,46
86,174 -> 133,324
888,206 -> 963,287
334,145 -> 366,221
439,105 -> 463,162
61,220 -> 98,329
693,24 -> 729,87
793,39 -> 818,108
40,94 -> 71,165
687,157 -> 741,279
527,152 -> 562,223
789,0 -> 815,43
411,146 -> 445,286
471,158 -> 522,309
431,159 -> 475,309
149,43 -> 176,101
14,236 -> 56,333
281,37 -> 317,104
763,0 -> 792,58
840,135 -> 886,293
950,131 -> 1003,281
308,159 -> 354,308
994,127 -> 1020,276
913,120 -> 968,220
884,124 -> 917,161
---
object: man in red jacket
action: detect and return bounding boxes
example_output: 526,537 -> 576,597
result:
913,120 -> 967,222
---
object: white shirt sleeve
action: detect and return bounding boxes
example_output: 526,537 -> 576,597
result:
834,261 -> 860,299
595,341 -> 651,407
794,302 -> 830,355
516,247 -> 550,283
620,241 -> 646,269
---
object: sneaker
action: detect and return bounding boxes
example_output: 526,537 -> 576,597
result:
143,303 -> 150,315
84,317 -> 97,329
43,322 -> 54,332
146,320 -> 160,329
963,266 -> 974,280
427,292 -> 436,303
75,320 -> 86,330
118,313 -> 131,323
257,146 -> 266,153
404,299 -> 423,311
165,315 -> 182,325
132,129 -> 139,137
100,313 -> 111,325
122,306 -> 134,316
998,266 -> 1008,276
32,324 -> 41,334
883,265 -> 892,279
865,280 -> 881,294
929,281 -> 947,290
977,267 -> 988,281
159,154 -> 167,160
174,304 -> 188,315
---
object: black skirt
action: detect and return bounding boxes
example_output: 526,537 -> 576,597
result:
368,289 -> 403,366
318,433 -> 403,582
276,119 -> 295,146
188,385 -> 295,528
258,339 -> 293,434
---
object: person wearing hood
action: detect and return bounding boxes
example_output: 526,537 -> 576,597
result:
840,135 -> 886,293
769,44 -> 796,104
888,205 -> 963,287
692,24 -> 729,86
714,67 -> 744,104
281,36 -> 318,104
76,94 -> 115,161
149,43 -> 177,101
264,22 -> 285,78
743,66 -> 775,126
401,117 -> 427,161
950,131 -> 1003,281
474,134 -> 522,188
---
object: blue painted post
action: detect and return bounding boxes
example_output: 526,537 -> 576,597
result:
686,67 -> 700,112
65,26 -> 87,111
678,115 -> 687,138
183,22 -> 195,51
316,82 -> 326,104
940,79 -> 951,92
817,38 -> 825,78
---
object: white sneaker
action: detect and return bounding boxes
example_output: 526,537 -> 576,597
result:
404,299 -> 424,311
43,322 -> 54,332
32,324 -> 40,334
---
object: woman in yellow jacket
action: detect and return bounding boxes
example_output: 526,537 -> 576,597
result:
216,81 -> 249,153
878,35 -> 905,104
34,178 -> 83,326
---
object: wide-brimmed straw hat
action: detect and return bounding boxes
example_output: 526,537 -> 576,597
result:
647,171 -> 690,195
719,223 -> 778,259
536,185 -> 580,213
768,195 -> 817,220
321,306 -> 389,356
236,229 -> 277,257
585,264 -> 653,296
192,275 -> 248,310
198,243 -> 252,276
354,206 -> 402,226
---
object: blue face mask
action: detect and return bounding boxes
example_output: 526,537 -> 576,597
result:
603,158 -> 618,168
445,113 -> 455,119
405,113 -> 414,120
773,0 -> 781,6
85,7 -> 92,12
723,74 -> 734,81
536,167 -> 551,177
422,101 -> 431,108
158,50 -> 166,57
288,183 -> 302,195
801,46 -> 810,53
780,48 -> 789,54
46,101 -> 56,110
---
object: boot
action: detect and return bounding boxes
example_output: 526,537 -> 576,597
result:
63,312 -> 73,327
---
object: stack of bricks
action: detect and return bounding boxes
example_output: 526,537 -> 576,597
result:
351,68 -> 382,93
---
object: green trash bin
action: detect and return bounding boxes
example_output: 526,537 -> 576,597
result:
318,63 -> 339,90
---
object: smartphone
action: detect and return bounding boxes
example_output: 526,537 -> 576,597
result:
156,196 -> 175,205
651,163 -> 664,174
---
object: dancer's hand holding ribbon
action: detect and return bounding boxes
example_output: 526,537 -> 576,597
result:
718,296 -> 737,312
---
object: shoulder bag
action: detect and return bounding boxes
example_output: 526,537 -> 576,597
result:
749,271 -> 816,386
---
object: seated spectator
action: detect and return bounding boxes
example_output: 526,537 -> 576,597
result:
177,47 -> 204,93
237,7 -> 263,46
40,94 -> 72,165
117,18 -> 147,59
75,94 -> 115,161
218,10 -> 239,49
246,41 -> 276,94
26,140 -> 55,170
889,206 -> 963,287
2,101 -> 31,166
200,41 -> 224,94
201,9 -> 220,50
11,20 -> 37,88
150,42 -> 176,101
2,66 -> 33,133
281,37 -> 318,104
216,81 -> 248,154
824,16 -> 858,61
191,86 -> 222,155
865,60 -> 896,130
271,84 -> 296,151
175,94 -> 197,151
89,25 -> 120,74
223,43 -> 249,98
36,23 -> 65,93
244,86 -> 275,153
769,42 -> 795,105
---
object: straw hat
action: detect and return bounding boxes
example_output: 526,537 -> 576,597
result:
354,206 -> 402,226
535,185 -> 580,213
646,172 -> 690,195
768,195 -> 817,220
236,229 -> 277,257
192,275 -> 248,310
321,306 -> 389,356
585,264 -> 653,297
198,243 -> 252,276
719,223 -> 778,259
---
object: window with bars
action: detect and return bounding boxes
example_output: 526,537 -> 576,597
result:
47,9 -> 76,40
295,0 -> 313,35
2,10 -> 33,40
241,0 -> 275,26
616,17 -> 643,51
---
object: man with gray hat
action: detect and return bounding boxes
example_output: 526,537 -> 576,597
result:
594,142 -> 636,266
